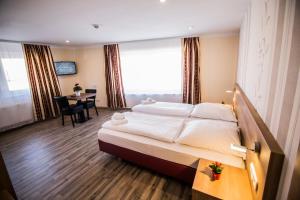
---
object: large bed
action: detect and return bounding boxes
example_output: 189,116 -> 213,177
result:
98,85 -> 285,199
98,101 -> 244,184
98,128 -> 245,169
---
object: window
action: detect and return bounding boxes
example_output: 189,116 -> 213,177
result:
1,58 -> 30,91
0,42 -> 33,130
120,39 -> 182,95
0,42 -> 32,102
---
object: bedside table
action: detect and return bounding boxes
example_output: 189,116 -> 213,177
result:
192,159 -> 252,200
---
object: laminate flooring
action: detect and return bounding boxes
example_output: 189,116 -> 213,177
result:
0,108 -> 191,200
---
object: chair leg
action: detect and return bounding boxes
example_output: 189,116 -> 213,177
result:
74,114 -> 77,123
70,115 -> 75,128
62,114 -> 64,126
86,108 -> 90,119
94,106 -> 99,116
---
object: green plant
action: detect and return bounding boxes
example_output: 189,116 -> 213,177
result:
209,162 -> 223,174
73,83 -> 82,92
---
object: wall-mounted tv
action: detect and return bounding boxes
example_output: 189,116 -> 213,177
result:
54,61 -> 77,76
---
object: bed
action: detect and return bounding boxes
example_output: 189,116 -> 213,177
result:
98,84 -> 284,199
98,128 -> 245,169
98,108 -> 244,184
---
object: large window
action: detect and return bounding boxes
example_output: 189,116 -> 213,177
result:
0,42 -> 33,130
2,58 -> 29,91
120,39 -> 182,95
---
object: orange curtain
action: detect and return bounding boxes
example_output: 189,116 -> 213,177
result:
104,44 -> 126,109
182,37 -> 201,104
23,44 -> 61,121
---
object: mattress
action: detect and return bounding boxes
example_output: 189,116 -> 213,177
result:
98,128 -> 245,169
102,112 -> 185,143
131,102 -> 194,117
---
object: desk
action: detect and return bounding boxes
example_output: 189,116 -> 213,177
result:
67,93 -> 96,123
67,93 -> 96,101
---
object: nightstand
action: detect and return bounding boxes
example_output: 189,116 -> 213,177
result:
192,159 -> 252,200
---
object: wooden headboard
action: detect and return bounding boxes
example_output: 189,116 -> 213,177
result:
233,84 -> 284,200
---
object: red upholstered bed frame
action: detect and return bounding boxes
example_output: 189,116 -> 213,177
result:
98,140 -> 196,185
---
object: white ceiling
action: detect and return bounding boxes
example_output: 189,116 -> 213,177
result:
0,0 -> 250,45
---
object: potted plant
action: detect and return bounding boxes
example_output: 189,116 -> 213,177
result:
209,162 -> 223,180
73,83 -> 82,96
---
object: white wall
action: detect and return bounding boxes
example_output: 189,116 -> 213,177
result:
237,0 -> 299,199
200,35 -> 239,104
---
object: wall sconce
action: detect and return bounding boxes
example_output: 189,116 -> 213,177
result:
230,142 -> 261,154
223,90 -> 234,104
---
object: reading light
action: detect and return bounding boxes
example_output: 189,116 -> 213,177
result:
231,142 -> 261,154
250,162 -> 258,191
160,0 -> 166,3
226,90 -> 233,93
65,40 -> 70,43
231,144 -> 247,153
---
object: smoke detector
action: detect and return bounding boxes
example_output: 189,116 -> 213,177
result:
92,24 -> 100,29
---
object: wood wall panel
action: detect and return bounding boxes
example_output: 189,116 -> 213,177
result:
234,84 -> 284,200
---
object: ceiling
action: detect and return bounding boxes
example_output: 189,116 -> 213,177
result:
0,0 -> 250,45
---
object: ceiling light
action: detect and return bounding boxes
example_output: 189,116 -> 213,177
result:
160,0 -> 166,3
65,40 -> 70,43
188,26 -> 194,30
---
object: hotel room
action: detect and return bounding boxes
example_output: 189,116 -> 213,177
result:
0,0 -> 299,199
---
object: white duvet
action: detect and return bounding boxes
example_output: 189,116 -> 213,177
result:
131,102 -> 194,117
102,112 -> 185,143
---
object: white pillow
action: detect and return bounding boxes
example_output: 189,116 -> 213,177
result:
191,103 -> 237,122
176,120 -> 242,157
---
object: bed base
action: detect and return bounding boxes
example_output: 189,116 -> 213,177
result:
98,140 -> 196,185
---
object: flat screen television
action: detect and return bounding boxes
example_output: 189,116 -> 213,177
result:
54,61 -> 77,75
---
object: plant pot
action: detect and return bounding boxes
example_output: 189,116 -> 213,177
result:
75,91 -> 81,97
213,173 -> 221,180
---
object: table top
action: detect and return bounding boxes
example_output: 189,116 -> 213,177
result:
67,93 -> 96,101
192,159 -> 252,200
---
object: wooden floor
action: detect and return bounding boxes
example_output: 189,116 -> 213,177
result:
0,108 -> 191,200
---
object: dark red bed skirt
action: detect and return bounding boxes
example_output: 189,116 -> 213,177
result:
98,140 -> 196,185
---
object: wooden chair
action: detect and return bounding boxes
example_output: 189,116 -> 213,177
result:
53,96 -> 84,127
83,89 -> 98,119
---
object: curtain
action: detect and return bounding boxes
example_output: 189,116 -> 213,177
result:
0,42 -> 34,131
182,37 -> 201,104
104,44 -> 127,109
23,44 -> 61,121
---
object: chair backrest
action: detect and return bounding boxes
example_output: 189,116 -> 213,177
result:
85,89 -> 96,100
53,96 -> 70,111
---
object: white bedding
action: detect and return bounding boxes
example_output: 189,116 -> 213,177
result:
176,120 -> 241,157
98,128 -> 245,169
131,101 -> 194,117
102,112 -> 185,143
